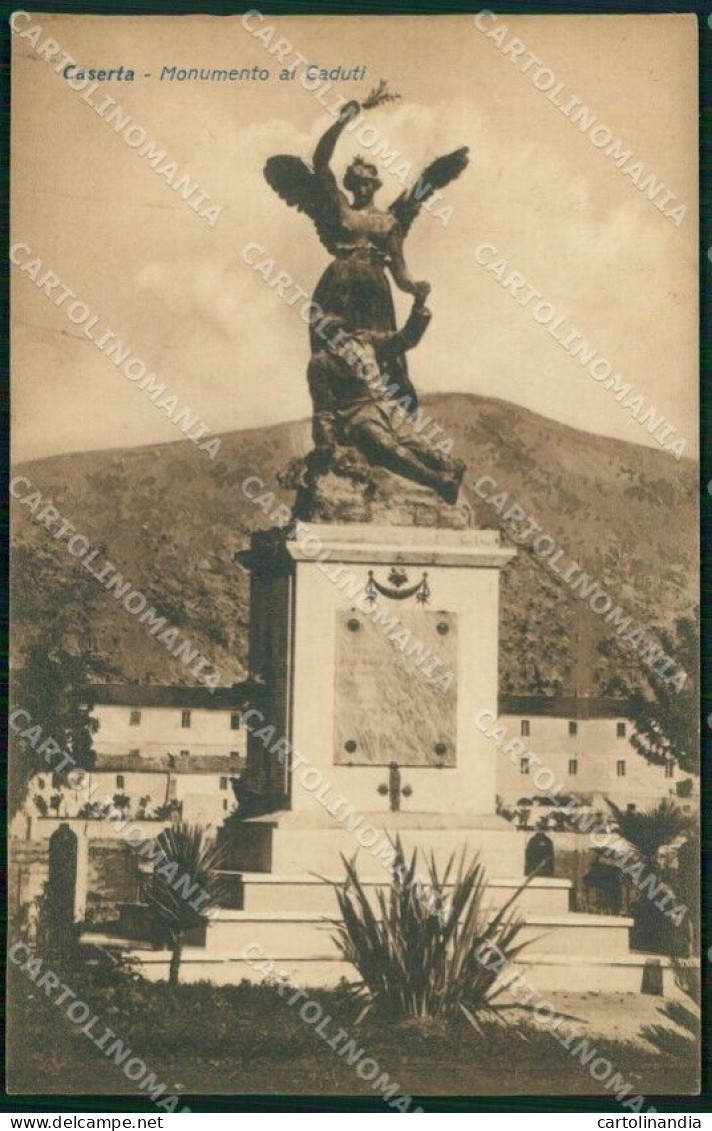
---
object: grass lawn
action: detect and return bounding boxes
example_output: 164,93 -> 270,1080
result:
7,962 -> 699,1100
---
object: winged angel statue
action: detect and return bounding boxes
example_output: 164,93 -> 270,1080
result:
264,87 -> 469,409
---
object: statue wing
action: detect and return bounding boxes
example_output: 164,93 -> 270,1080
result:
388,147 -> 469,237
264,155 -> 341,253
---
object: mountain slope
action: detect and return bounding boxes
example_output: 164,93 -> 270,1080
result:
11,393 -> 698,696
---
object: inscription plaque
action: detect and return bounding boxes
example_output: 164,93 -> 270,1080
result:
334,608 -> 457,766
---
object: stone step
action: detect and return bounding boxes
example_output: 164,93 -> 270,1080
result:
103,946 -> 671,995
237,872 -> 572,916
228,817 -> 525,879
202,909 -> 632,960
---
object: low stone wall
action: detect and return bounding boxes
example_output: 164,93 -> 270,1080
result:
522,830 -> 633,914
86,841 -> 140,924
9,839 -> 49,925
10,819 -> 169,929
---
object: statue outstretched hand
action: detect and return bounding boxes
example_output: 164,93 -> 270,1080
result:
339,100 -> 361,123
413,281 -> 431,308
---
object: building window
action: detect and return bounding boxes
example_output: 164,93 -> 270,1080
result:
223,799 -> 229,811
520,757 -> 530,775
116,775 -> 125,789
37,778 -> 45,790
627,803 -> 636,813
181,710 -> 191,728
568,759 -> 578,776
568,721 -> 577,736
665,761 -> 675,779
617,722 -> 626,738
129,749 -> 140,758
520,720 -> 530,737
230,751 -> 240,758
129,709 -> 141,726
616,760 -> 626,778
180,750 -> 189,757
219,777 -> 228,790
230,712 -> 241,730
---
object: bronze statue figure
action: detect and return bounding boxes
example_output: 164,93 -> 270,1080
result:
306,293 -> 466,504
265,83 -> 469,508
264,91 -> 469,410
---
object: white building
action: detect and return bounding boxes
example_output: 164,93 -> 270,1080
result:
496,695 -> 684,812
85,684 -> 250,763
19,686 -> 693,835
25,685 -> 255,828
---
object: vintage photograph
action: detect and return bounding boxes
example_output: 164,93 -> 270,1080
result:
8,9 -> 700,1108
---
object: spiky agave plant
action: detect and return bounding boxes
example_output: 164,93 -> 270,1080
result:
330,838 -> 533,1024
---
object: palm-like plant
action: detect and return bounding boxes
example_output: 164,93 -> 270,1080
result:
607,798 -> 690,865
144,822 -> 228,987
330,839 -> 532,1024
606,799 -> 692,953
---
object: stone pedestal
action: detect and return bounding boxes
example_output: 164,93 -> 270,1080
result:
102,501 -> 651,994
239,522 -> 515,819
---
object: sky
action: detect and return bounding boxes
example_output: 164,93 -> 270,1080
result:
11,12 -> 698,464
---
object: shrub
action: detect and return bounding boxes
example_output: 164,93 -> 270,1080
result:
330,838 -> 531,1024
640,960 -> 700,1061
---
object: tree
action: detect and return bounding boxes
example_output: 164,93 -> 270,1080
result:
10,546 -> 116,814
143,822 -> 228,987
606,798 -> 691,952
33,795 -> 48,817
625,612 -> 700,776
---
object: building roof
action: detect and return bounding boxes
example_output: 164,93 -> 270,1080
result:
81,685 -> 631,721
498,695 -> 629,720
80,683 -> 259,711
92,751 -> 245,774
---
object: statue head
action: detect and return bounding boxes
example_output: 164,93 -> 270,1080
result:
343,156 -> 382,207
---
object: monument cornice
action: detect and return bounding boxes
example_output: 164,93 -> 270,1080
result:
285,523 -> 517,569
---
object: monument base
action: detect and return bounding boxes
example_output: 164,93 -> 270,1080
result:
242,522 -> 516,817
131,498 -> 660,997
224,809 -> 525,877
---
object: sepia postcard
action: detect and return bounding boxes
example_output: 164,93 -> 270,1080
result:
7,8 -> 702,1115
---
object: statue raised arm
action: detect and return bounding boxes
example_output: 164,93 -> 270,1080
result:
263,85 -> 469,411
